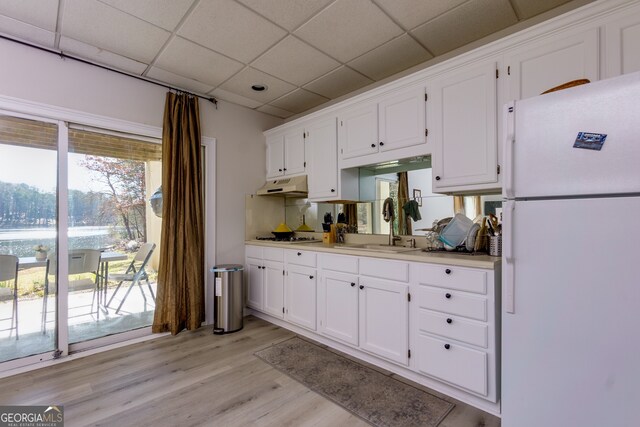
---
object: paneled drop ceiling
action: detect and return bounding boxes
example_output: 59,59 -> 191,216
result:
0,0 -> 592,118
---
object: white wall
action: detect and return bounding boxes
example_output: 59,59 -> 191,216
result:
0,38 -> 282,317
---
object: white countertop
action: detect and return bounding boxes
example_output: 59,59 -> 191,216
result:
246,240 -> 501,269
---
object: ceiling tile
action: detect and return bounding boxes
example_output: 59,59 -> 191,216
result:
154,37 -> 244,87
60,36 -> 148,74
304,66 -> 373,99
62,0 -> 170,63
0,15 -> 56,47
373,0 -> 468,30
237,0 -> 333,31
97,0 -> 195,30
178,0 -> 286,64
0,0 -> 58,31
270,88 -> 329,114
219,67 -> 296,103
295,0 -> 403,63
411,0 -> 518,56
208,87 -> 263,109
257,104 -> 295,119
252,36 -> 340,86
349,34 -> 433,81
147,66 -> 215,94
510,0 -> 571,20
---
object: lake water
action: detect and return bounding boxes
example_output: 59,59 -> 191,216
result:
0,226 -> 119,257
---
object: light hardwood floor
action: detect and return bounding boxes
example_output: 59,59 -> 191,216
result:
0,316 -> 500,427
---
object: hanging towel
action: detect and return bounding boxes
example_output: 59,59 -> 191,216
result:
403,199 -> 422,222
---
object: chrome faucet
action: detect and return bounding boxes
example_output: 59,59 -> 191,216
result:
382,197 -> 401,246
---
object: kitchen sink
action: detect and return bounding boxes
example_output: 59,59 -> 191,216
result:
335,244 -> 421,254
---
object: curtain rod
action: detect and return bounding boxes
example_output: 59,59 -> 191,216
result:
0,34 -> 218,107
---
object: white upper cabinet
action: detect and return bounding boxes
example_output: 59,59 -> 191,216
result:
266,127 -> 305,178
605,12 -> 640,78
338,84 -> 427,165
431,61 -> 498,191
505,28 -> 600,101
307,117 -> 338,199
339,103 -> 378,159
379,85 -> 427,152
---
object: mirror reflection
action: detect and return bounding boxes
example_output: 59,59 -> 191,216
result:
285,156 -> 502,235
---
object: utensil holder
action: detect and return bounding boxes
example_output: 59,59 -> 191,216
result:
488,235 -> 502,256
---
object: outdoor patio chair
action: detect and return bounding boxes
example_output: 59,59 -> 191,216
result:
106,243 -> 156,314
41,249 -> 102,332
0,255 -> 19,339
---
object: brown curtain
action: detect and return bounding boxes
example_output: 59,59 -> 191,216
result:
397,172 -> 411,235
152,93 -> 204,335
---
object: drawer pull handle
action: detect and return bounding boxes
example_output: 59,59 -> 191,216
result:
379,141 -> 384,146
445,293 -> 452,299
444,344 -> 451,350
371,143 -> 376,148
445,268 -> 451,274
446,318 -> 452,324
309,275 -> 314,279
297,252 -> 302,256
351,282 -> 356,287
359,285 -> 364,290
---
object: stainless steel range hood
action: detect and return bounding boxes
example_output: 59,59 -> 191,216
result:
256,175 -> 308,197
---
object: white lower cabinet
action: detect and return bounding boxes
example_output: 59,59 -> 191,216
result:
319,271 -> 359,346
245,245 -> 499,410
285,264 -> 316,331
359,277 -> 409,366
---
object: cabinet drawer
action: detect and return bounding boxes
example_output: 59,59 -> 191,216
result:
360,258 -> 409,282
245,245 -> 262,259
418,286 -> 487,321
285,249 -> 317,267
319,253 -> 358,274
263,247 -> 284,262
413,264 -> 487,294
417,334 -> 488,396
418,309 -> 488,348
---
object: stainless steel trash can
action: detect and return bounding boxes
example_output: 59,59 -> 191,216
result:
210,264 -> 244,334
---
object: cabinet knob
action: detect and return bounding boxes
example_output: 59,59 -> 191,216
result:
283,168 -> 287,171
309,275 -> 314,279
297,252 -> 302,256
331,189 -> 335,192
279,168 -> 283,172
435,176 -> 441,181
351,282 -> 356,287
445,293 -> 452,299
444,344 -> 451,350
359,285 -> 364,290
379,141 -> 384,146
445,268 -> 451,275
371,143 -> 376,148
446,318 -> 452,324
261,266 -> 265,269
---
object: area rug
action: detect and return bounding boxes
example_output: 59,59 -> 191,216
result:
255,337 -> 454,427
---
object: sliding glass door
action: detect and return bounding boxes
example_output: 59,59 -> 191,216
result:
0,113 -> 59,364
0,111 -> 163,365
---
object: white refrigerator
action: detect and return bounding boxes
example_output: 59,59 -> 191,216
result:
501,71 -> 640,427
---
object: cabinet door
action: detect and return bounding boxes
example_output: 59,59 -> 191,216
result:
605,13 -> 640,78
266,135 -> 284,178
359,277 -> 409,365
339,103 -> 378,159
283,128 -> 305,176
263,260 -> 284,318
245,257 -> 264,310
285,265 -> 316,331
506,28 -> 599,101
307,117 -> 338,199
319,271 -> 359,346
379,85 -> 426,152
432,61 -> 497,190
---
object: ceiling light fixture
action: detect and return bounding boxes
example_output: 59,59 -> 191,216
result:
251,84 -> 267,92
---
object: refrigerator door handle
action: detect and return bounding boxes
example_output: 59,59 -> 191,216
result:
503,101 -> 516,199
503,200 -> 516,313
